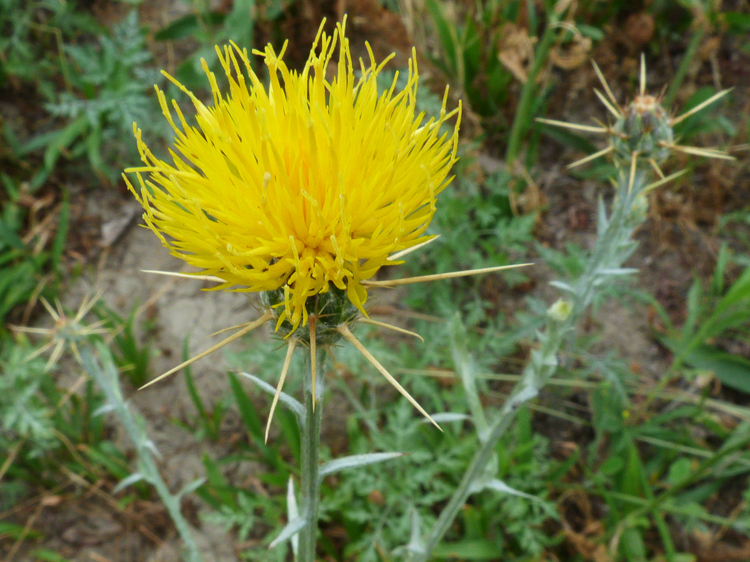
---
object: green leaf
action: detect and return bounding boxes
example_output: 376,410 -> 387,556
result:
30,550 -> 73,562
600,454 -> 625,476
713,266 -> 750,318
680,278 -> 703,341
199,453 -> 236,508
723,11 -> 750,33
224,0 -> 254,47
711,243 -> 731,296
319,452 -> 404,479
577,23 -> 605,40
683,345 -> 750,394
51,192 -> 69,271
0,522 -> 41,540
538,122 -> 598,154
432,539 -> 502,559
277,407 -> 301,466
620,527 -> 647,562
667,457 -> 694,487
84,441 -> 130,480
621,443 -> 646,500
238,371 -> 304,421
43,115 -> 88,171
182,338 -> 216,439
227,371 -> 263,442
269,515 -> 306,549
154,12 -> 226,41
448,313 -> 487,437
426,0 -> 458,75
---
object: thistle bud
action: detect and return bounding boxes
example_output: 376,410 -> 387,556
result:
547,298 -> 572,322
263,286 -> 361,346
611,94 -> 673,165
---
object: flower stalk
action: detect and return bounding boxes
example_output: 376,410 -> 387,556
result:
80,343 -> 204,562
415,55 -> 732,559
298,347 -> 325,561
415,156 -> 649,561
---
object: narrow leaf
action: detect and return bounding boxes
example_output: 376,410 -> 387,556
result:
449,313 -> 488,438
227,371 -> 264,442
268,516 -> 307,549
286,477 -> 299,558
549,280 -> 576,293
483,478 -> 539,500
684,345 -> 750,394
422,413 -> 471,424
178,477 -> 207,498
92,403 -> 116,417
319,452 -> 404,479
597,196 -> 608,234
113,472 -> 145,494
238,371 -> 304,421
406,508 -> 426,554
597,268 -> 639,276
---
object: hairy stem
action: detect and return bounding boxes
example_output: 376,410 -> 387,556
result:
81,344 -> 203,562
416,167 -> 648,560
298,348 -> 325,562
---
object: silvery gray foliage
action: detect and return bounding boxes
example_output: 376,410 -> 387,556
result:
410,96 -> 686,562
0,345 -> 56,454
80,343 -> 204,562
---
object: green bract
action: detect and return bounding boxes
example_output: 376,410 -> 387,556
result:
611,95 -> 673,165
264,286 -> 361,346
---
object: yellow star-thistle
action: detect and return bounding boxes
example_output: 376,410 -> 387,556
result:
125,18 -> 461,334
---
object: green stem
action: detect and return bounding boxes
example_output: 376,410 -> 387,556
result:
416,168 -> 648,561
298,349 -> 325,562
663,28 -> 705,108
81,345 -> 203,562
147,456 -> 204,562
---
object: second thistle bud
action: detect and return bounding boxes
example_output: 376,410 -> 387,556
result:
263,286 -> 361,346
611,94 -> 673,165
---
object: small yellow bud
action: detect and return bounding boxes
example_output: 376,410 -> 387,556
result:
547,298 -> 572,322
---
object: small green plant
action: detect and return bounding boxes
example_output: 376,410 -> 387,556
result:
405,167 -> 535,324
15,10 -> 164,189
95,302 -> 153,388
0,0 -> 98,90
406,55 -> 735,562
0,337 -> 110,512
652,245 -> 750,394
178,339 -> 230,442
419,0 -> 585,169
0,344 -> 59,455
580,376 -> 750,561
153,0 -> 287,91
0,185 -> 68,330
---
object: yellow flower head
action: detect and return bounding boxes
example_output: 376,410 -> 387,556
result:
125,18 -> 461,333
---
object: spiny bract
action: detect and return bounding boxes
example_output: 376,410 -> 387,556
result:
125,19 -> 461,334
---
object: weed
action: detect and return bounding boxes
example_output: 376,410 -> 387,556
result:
95,302 -> 153,388
0,183 -> 68,329
153,0 -> 287,91
37,11 -> 164,186
651,245 -> 750,394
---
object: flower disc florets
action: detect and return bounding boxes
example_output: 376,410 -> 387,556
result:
125,19 -> 461,335
611,94 -> 673,165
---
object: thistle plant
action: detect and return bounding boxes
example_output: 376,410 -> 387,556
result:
12,297 -> 205,562
408,56 -> 733,560
124,18 -> 527,560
